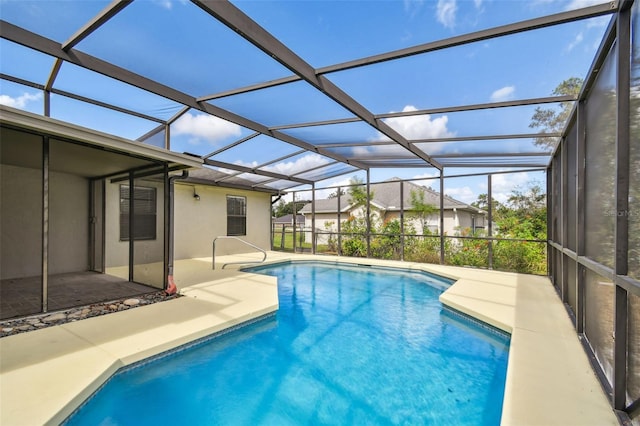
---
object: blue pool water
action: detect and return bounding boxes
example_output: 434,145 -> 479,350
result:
66,262 -> 509,425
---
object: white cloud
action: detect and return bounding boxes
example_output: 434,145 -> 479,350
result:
0,92 -> 42,109
382,105 -> 455,140
445,186 -> 476,204
264,153 -> 329,176
362,105 -> 455,159
411,171 -> 440,188
480,172 -> 531,204
352,144 -> 409,159
315,176 -> 355,199
565,0 -> 607,10
215,160 -> 260,179
413,171 -> 440,180
152,0 -> 173,10
490,86 -> 515,102
278,192 -> 295,203
217,158 -> 317,185
436,0 -> 457,29
566,31 -> 584,52
277,175 -> 355,202
404,0 -> 424,17
328,176 -> 358,187
234,160 -> 259,168
172,112 -> 241,144
473,0 -> 483,8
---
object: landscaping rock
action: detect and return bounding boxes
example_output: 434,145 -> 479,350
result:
42,313 -> 67,323
67,311 -> 84,320
0,290 -> 181,338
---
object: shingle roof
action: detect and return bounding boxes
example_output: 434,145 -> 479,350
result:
272,214 -> 305,224
182,167 -> 278,193
300,178 -> 485,214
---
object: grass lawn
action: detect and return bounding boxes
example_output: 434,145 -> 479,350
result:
272,229 -> 328,252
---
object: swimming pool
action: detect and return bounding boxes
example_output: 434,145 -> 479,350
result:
65,261 -> 509,425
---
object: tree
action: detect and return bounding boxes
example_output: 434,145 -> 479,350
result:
529,77 -> 583,149
470,193 -> 503,215
346,177 -> 376,222
469,183 -> 547,274
496,183 -> 547,240
272,199 -> 309,217
327,188 -> 345,198
340,177 -> 375,257
347,177 -> 371,206
409,188 -> 437,234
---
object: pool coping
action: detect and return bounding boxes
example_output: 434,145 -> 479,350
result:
0,263 -> 280,426
0,253 -> 618,425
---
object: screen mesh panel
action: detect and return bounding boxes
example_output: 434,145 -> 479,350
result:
584,46 -> 617,270
629,1 -> 640,280
628,291 -> 640,407
566,257 -> 577,315
584,269 -> 614,386
565,123 -> 577,251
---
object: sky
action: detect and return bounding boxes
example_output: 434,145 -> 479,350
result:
0,0 -> 611,205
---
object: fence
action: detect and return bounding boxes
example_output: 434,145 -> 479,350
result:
272,227 -> 546,275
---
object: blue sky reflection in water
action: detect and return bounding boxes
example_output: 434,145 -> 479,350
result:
66,263 -> 509,425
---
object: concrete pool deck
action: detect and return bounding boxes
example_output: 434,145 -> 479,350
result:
0,253 -> 618,425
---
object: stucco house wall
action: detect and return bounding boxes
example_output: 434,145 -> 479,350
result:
304,212 -> 338,244
1,164 -> 88,280
174,184 -> 272,259
313,212 -> 344,233
384,211 -> 440,234
313,208 -> 480,235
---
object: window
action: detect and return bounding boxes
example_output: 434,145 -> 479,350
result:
120,185 -> 157,241
227,195 -> 247,236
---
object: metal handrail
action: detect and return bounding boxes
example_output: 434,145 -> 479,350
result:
212,236 -> 267,269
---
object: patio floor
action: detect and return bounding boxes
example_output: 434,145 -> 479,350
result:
0,272 -> 157,320
0,253 -> 618,426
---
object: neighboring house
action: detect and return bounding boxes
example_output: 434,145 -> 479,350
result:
272,214 -> 305,228
299,178 -> 487,244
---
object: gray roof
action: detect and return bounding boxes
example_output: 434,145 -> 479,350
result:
182,167 -> 279,194
272,214 -> 305,224
300,178 -> 485,214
